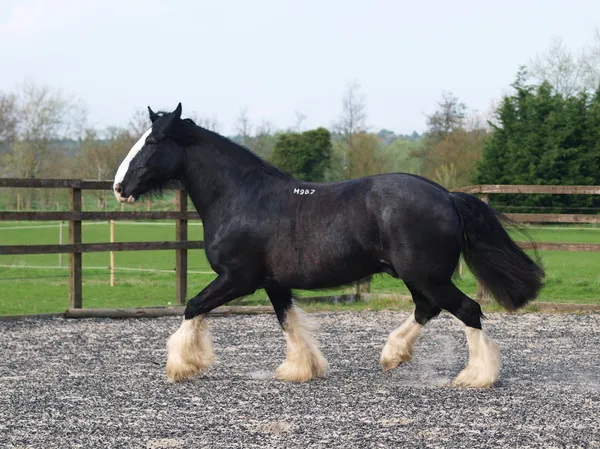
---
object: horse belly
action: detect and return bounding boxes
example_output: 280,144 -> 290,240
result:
268,241 -> 377,290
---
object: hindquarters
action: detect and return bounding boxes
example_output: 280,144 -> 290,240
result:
372,178 -> 464,284
372,180 -> 503,387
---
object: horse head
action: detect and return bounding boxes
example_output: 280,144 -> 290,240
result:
113,103 -> 185,203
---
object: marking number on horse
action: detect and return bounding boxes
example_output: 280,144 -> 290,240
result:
293,188 -> 316,195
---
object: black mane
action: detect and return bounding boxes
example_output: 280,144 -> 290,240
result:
161,111 -> 293,181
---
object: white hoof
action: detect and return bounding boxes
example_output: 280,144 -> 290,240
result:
275,345 -> 329,382
166,315 -> 214,382
275,305 -> 329,382
379,313 -> 423,372
380,339 -> 413,372
453,328 -> 500,388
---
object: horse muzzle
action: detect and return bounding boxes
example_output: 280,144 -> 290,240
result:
113,184 -> 136,204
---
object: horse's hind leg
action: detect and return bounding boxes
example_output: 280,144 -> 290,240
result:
380,283 -> 441,371
419,280 -> 500,388
266,285 -> 328,382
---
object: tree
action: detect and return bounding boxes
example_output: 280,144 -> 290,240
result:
425,91 -> 466,139
529,37 -> 585,97
75,126 -> 135,208
236,107 -> 253,147
0,92 -> 18,145
251,119 -> 277,159
583,87 -> 600,186
194,114 -> 221,133
0,82 -> 85,208
128,108 -> 151,137
583,29 -> 600,90
529,31 -> 600,96
271,127 -> 332,181
428,127 -> 488,188
475,76 -> 600,211
335,81 -> 367,177
432,163 -> 459,190
344,131 -> 389,179
293,111 -> 307,132
11,82 -> 83,177
9,83 -> 84,200
379,137 -> 425,175
412,91 -> 487,186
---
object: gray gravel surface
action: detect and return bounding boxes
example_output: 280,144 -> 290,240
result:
1,311 -> 600,448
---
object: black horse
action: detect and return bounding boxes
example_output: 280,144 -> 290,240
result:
113,103 -> 544,388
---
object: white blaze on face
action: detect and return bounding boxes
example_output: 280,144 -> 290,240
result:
113,127 -> 153,203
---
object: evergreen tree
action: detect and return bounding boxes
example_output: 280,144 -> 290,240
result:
476,74 -> 600,212
270,127 -> 332,181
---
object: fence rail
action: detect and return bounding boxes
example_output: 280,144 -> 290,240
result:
0,178 -> 194,308
458,184 -> 600,195
0,178 -> 113,189
0,211 -> 201,221
0,241 -> 205,255
1,179 -> 599,311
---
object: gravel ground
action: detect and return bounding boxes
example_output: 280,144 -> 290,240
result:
1,311 -> 600,448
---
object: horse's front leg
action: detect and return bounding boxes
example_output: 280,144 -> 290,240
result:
266,285 -> 329,382
166,271 -> 257,382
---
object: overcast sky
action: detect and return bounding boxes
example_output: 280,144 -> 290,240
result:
1,0 -> 599,136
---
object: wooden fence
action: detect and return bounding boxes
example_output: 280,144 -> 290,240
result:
1,179 -> 599,311
455,184 -> 600,300
0,179 -> 198,309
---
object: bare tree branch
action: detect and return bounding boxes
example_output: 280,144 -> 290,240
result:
128,108 -> 151,138
582,28 -> 600,90
0,92 -> 18,143
6,81 -> 87,179
293,111 -> 307,132
236,107 -> 253,147
188,112 -> 221,133
528,34 -> 600,95
334,80 -> 368,177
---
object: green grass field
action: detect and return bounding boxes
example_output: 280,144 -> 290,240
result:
1,221 -> 599,315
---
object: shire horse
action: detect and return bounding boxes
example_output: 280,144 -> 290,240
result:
113,103 -> 544,388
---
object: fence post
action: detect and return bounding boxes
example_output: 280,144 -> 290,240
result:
355,279 -> 371,300
476,193 -> 489,303
110,220 -> 115,287
58,221 -> 63,267
69,187 -> 83,309
175,190 -> 188,305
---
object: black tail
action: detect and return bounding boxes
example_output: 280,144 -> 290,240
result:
450,192 -> 545,310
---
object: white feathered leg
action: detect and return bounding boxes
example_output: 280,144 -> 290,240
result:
453,326 -> 500,388
275,306 -> 329,382
166,315 -> 214,382
380,312 -> 424,371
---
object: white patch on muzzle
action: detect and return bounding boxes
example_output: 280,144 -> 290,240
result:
113,127 -> 152,203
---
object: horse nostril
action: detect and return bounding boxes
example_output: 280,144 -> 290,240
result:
115,184 -> 123,194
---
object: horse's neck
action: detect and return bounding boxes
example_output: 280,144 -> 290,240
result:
180,144 -> 279,220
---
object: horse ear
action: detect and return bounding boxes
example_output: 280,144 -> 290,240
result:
148,106 -> 159,123
149,103 -> 182,140
173,103 -> 182,120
